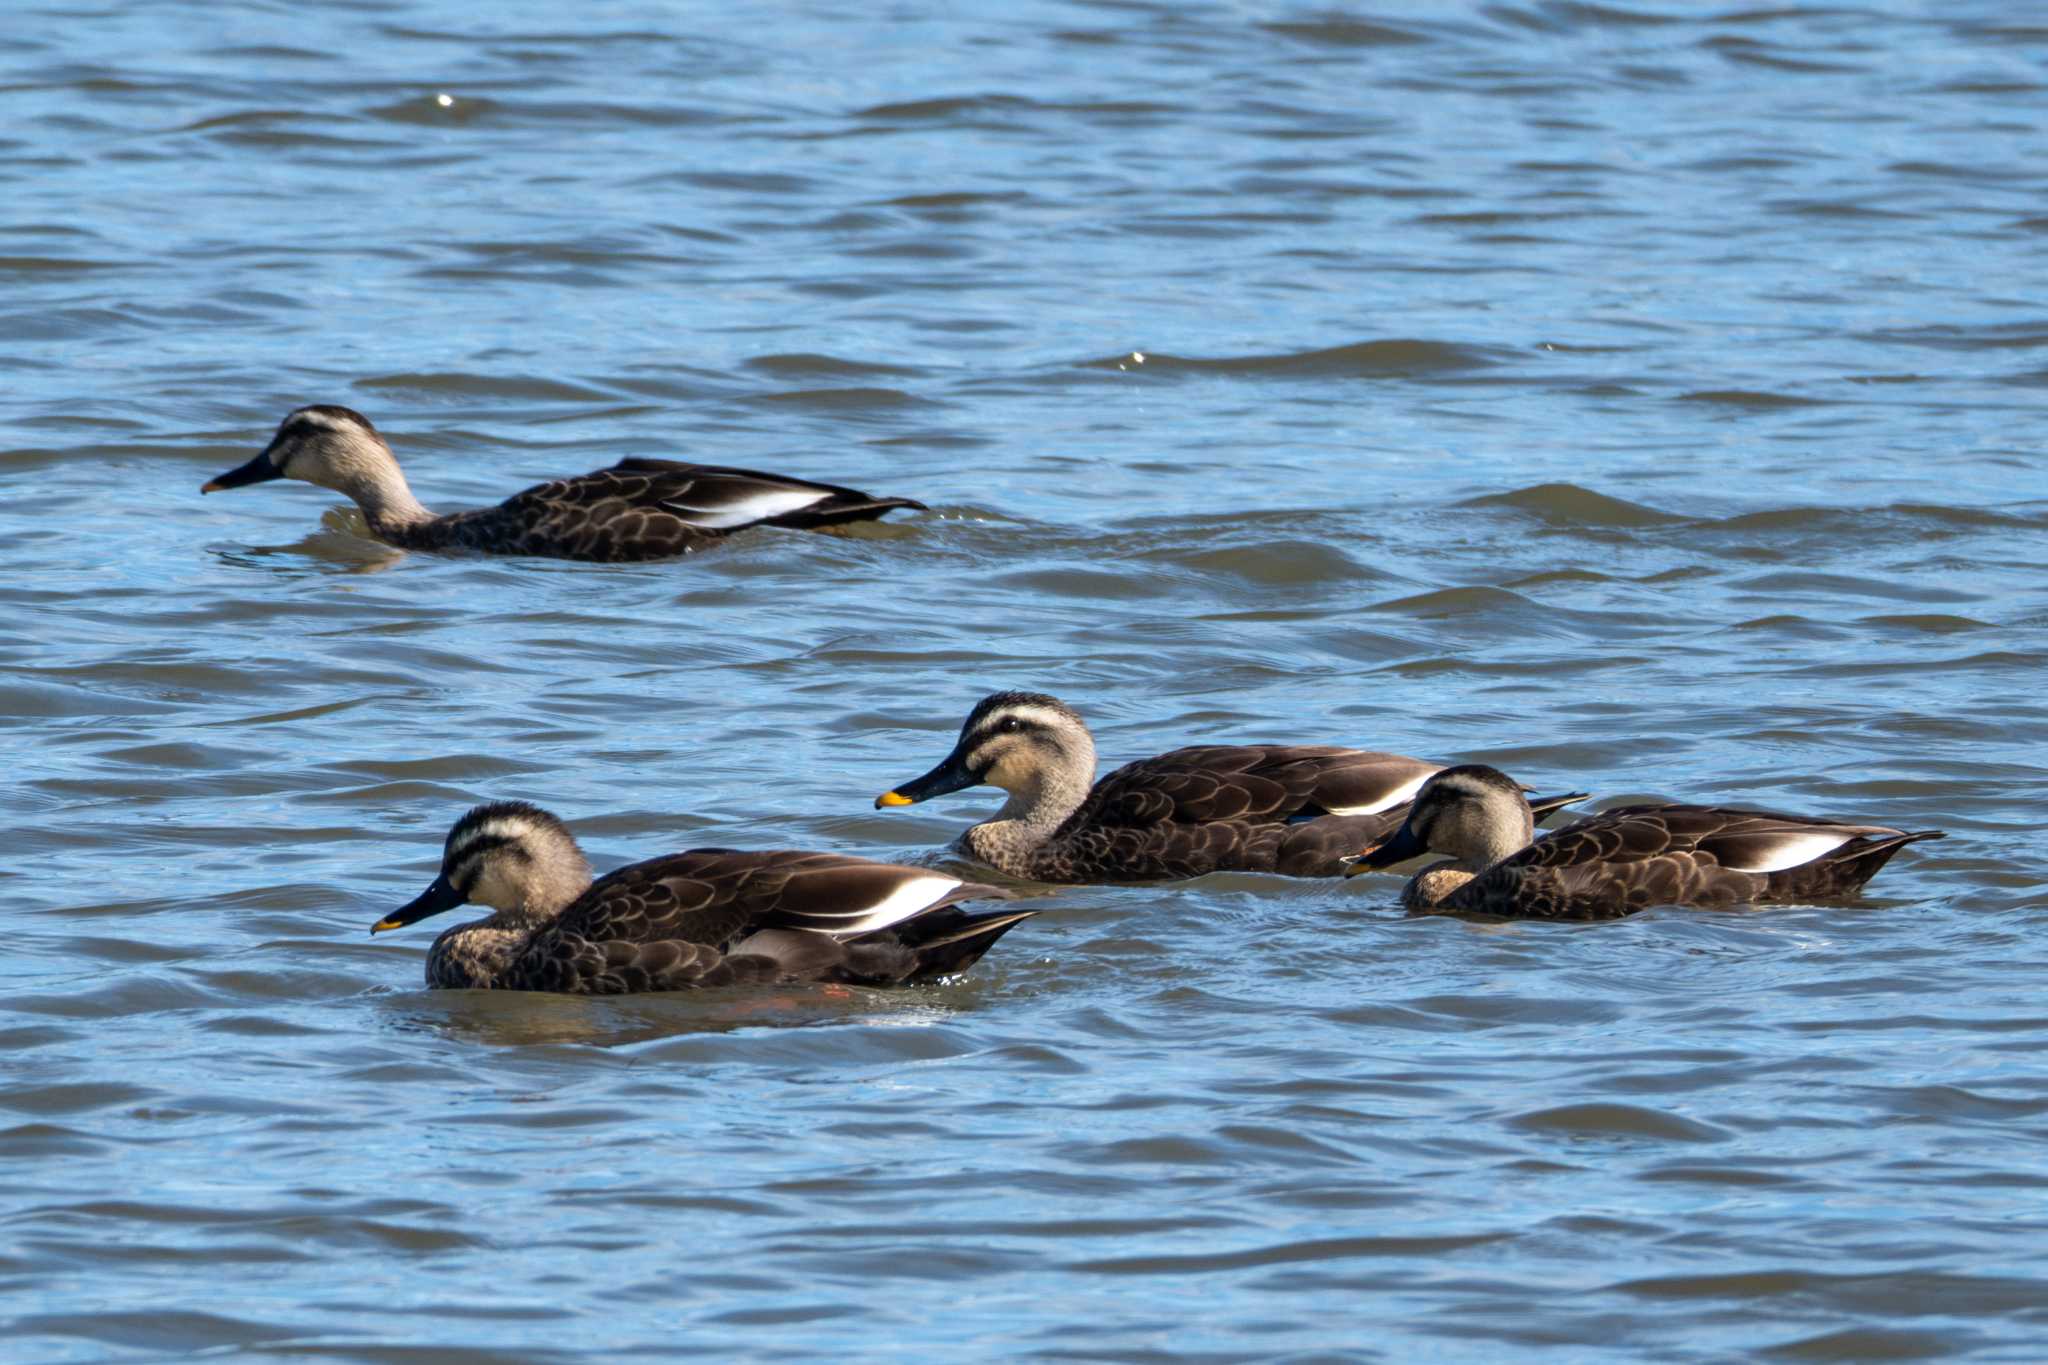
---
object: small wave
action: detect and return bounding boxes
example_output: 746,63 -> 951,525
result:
1260,18 -> 1431,47
1085,339 -> 1504,379
743,387 -> 932,411
879,190 -> 1032,210
1462,482 -> 1683,528
1367,584 -> 1532,617
855,94 -> 1032,121
1856,613 -> 1993,634
1676,389 -> 1830,408
1862,321 -> 2048,351
743,353 -> 924,380
1512,1102 -> 1730,1144
355,372 -> 617,403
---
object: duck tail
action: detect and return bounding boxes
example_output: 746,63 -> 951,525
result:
764,493 -> 927,530
1825,828 -> 1946,890
889,907 -> 1040,982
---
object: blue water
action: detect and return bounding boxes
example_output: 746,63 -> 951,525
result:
4,2 -> 2047,1359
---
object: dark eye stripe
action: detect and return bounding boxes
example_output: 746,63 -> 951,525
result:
446,834 -> 517,884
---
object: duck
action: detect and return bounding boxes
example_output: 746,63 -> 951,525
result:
1344,764 -> 1946,920
202,405 -> 925,562
871,690 -> 1583,883
371,801 -> 1037,992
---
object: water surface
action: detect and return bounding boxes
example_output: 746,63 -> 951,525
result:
4,2 -> 2047,1359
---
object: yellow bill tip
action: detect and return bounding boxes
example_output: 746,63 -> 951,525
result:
200,480 -> 222,494
1340,843 -> 1387,879
370,918 -> 402,935
875,791 -> 913,809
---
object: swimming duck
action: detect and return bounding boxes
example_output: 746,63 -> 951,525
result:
872,690 -> 1582,883
372,801 -> 1037,992
202,405 -> 924,562
1345,764 -> 1946,920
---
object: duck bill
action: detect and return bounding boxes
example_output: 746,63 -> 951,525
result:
875,745 -> 980,809
201,449 -> 284,494
370,874 -> 465,935
1342,820 -> 1428,878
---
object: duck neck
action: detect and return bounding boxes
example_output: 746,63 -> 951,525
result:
1451,799 -> 1535,870
966,737 -> 1096,873
509,845 -> 595,924
994,735 -> 1095,834
349,467 -> 436,539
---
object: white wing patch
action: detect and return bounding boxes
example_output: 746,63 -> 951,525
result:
824,874 -> 962,937
1722,829 -> 1857,873
662,486 -> 828,529
1318,768 -> 1437,815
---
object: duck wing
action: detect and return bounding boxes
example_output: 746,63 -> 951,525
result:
514,850 -> 1012,992
1463,804 -> 1943,919
1514,803 -> 1912,873
1083,745 -> 1441,828
480,461 -> 921,560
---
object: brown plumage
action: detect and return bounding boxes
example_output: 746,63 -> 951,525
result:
1346,764 -> 1946,921
873,691 -> 1578,883
202,405 -> 922,562
371,802 -> 1035,993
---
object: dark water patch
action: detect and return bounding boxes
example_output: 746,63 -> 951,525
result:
1260,18 -> 1432,48
741,387 -> 931,412
1727,571 -> 1979,606
1724,615 -> 1853,641
363,92 -> 499,125
1511,1102 -> 1731,1144
1639,1163 -> 1818,1188
880,189 -> 1034,210
1702,34 -> 1866,75
1865,321 -> 2048,351
1068,1231 -> 1510,1275
1769,197 -> 1923,221
742,352 -> 924,380
13,1310 -> 306,1355
1856,613 -> 1992,635
1082,339 -> 1507,379
1156,539 -> 1376,590
987,566 -> 1165,601
1461,482 -> 1683,528
353,373 -> 619,403
1761,1326 -> 1960,1360
1677,389 -> 1832,409
0,1081 -> 159,1116
0,1122 -> 105,1158
1614,1267 -> 2048,1316
0,254 -> 128,276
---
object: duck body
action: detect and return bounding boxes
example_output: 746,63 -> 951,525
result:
994,743 -> 1445,882
874,691 -> 1454,883
1350,766 -> 1945,921
375,803 -> 1033,994
203,406 -> 922,563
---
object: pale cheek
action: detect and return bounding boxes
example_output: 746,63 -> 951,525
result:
469,868 -> 518,911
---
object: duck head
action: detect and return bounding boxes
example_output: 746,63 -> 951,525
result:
1344,764 -> 1536,876
876,690 -> 1098,821
203,405 -> 401,500
372,801 -> 594,935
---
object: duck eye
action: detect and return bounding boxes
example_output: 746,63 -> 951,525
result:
998,717 -> 1021,734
